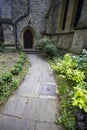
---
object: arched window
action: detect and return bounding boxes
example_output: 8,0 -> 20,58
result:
58,0 -> 84,31
74,0 -> 84,27
62,0 -> 69,30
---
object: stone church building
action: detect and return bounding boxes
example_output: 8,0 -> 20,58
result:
0,0 -> 87,53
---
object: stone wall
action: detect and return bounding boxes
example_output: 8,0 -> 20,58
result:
29,0 -> 51,39
0,0 -> 14,44
16,0 -> 52,48
52,32 -> 74,51
70,29 -> 87,54
45,0 -> 62,33
12,0 -> 28,21
0,0 -> 52,47
45,0 -> 87,54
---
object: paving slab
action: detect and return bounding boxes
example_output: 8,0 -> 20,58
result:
40,73 -> 56,83
1,96 -> 27,117
40,83 -> 56,96
23,98 -> 57,122
0,114 -> 35,130
36,122 -> 63,130
15,82 -> 40,97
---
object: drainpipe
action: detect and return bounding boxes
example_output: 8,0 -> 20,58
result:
14,0 -> 30,49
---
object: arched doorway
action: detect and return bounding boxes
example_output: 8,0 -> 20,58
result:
23,29 -> 33,49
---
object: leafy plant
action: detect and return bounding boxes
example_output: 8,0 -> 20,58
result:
0,42 -> 5,52
10,67 -> 20,75
1,72 -> 12,83
0,84 -> 10,96
66,69 -> 85,83
17,58 -> 24,65
36,37 -> 58,57
13,63 -> 22,71
19,52 -> 26,60
72,88 -> 87,113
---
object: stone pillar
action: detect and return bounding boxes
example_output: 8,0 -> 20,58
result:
64,0 -> 78,31
57,0 -> 66,32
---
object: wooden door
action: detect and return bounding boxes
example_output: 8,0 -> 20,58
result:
24,30 -> 33,49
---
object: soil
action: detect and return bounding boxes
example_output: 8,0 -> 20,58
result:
0,52 -> 19,77
75,108 -> 87,130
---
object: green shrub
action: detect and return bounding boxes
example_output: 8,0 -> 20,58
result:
0,84 -> 10,96
52,65 -> 60,74
0,42 -> 5,52
13,63 -> 22,71
17,58 -> 24,65
75,81 -> 87,90
43,43 -> 58,57
36,37 -> 53,50
0,79 -> 4,86
77,49 -> 87,70
52,54 -> 77,75
36,37 -> 58,57
1,72 -> 12,83
10,79 -> 19,89
10,67 -> 20,75
66,69 -> 85,83
72,88 -> 87,113
19,52 -> 26,60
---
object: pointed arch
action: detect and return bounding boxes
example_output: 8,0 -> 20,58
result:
21,26 -> 37,49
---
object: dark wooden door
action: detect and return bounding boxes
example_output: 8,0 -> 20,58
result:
24,30 -> 33,49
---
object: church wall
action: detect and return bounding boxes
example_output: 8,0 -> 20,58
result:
0,0 -> 15,45
46,0 -> 87,54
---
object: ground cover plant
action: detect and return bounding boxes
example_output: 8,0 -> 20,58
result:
35,37 -> 58,58
48,49 -> 87,130
0,51 -> 29,108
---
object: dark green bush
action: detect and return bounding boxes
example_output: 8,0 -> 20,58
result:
0,42 -> 5,52
0,84 -> 9,96
43,43 -> 58,57
0,79 -> 4,86
13,63 -> 22,71
10,67 -> 20,75
36,37 -> 58,57
19,52 -> 26,60
1,72 -> 12,83
17,58 -> 24,65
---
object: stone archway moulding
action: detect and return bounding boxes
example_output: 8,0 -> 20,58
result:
21,26 -> 37,49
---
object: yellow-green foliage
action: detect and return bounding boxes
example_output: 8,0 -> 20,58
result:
72,88 -> 87,113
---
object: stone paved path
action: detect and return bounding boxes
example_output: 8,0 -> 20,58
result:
0,54 -> 64,130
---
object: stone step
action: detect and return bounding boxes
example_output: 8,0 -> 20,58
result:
4,44 -> 16,51
23,49 -> 40,54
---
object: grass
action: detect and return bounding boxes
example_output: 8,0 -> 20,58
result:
55,75 -> 75,130
0,51 -> 29,108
